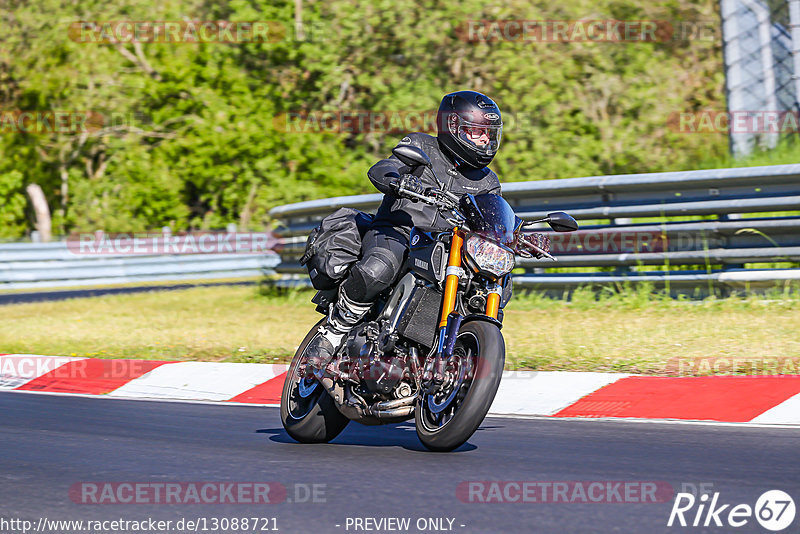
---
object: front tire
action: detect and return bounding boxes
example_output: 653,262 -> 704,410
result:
415,320 -> 505,452
280,319 -> 349,443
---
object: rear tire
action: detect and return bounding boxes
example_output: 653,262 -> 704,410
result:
415,321 -> 504,452
280,319 -> 349,443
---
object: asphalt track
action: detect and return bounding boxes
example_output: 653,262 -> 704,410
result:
1,391 -> 799,534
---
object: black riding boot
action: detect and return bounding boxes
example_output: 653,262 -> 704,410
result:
305,289 -> 371,373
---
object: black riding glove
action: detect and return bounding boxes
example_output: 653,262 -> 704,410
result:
518,233 -> 551,259
391,173 -> 425,198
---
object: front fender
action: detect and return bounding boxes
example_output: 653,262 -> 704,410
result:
460,313 -> 503,331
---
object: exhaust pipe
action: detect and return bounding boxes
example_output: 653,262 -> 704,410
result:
318,375 -> 417,421
370,392 -> 418,419
371,405 -> 415,419
372,393 -> 418,411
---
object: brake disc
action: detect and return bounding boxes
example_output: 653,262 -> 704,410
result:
426,355 -> 468,414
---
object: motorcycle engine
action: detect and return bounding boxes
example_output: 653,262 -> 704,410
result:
345,323 -> 407,394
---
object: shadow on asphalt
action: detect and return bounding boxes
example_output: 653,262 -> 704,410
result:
256,423 -> 481,453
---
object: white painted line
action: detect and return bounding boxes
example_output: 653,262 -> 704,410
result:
1,388 -> 280,407
751,392 -> 800,424
489,371 -> 628,416
3,389 -> 799,429
486,413 -> 800,429
107,361 -> 286,401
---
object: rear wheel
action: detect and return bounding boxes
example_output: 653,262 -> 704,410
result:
280,320 -> 349,443
415,321 -> 504,452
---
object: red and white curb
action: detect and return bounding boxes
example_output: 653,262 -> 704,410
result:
0,354 -> 286,404
1,354 -> 799,425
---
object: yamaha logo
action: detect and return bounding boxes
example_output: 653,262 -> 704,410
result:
484,113 -> 499,120
411,235 -> 420,245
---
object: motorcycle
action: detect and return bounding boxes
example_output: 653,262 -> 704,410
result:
280,145 -> 578,451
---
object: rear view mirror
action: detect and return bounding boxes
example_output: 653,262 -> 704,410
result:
392,145 -> 432,168
547,211 -> 579,232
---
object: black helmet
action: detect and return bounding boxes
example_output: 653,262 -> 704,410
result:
436,90 -> 503,168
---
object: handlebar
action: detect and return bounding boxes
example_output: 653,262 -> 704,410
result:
395,185 -> 456,208
394,185 -> 434,204
396,184 -> 558,261
516,234 -> 555,261
395,185 -> 466,226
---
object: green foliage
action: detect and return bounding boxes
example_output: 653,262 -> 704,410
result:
0,0 -> 739,238
0,170 -> 28,238
694,136 -> 800,169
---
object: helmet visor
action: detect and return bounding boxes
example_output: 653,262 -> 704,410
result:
449,114 -> 502,155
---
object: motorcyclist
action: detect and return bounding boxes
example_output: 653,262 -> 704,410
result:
305,90 -> 504,373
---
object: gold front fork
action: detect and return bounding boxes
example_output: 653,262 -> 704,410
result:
438,231 -> 502,321
439,230 -> 464,327
485,290 -> 500,319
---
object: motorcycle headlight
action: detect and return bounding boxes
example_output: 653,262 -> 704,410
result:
465,235 -> 515,277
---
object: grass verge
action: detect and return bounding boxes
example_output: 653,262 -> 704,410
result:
1,284 -> 798,375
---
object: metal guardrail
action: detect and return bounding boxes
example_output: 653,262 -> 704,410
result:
269,164 -> 800,296
0,239 -> 280,291
2,164 -> 798,296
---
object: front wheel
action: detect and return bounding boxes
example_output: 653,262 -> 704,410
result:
280,319 -> 349,443
415,320 -> 505,452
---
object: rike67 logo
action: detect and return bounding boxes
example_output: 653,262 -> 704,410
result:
668,490 -> 796,531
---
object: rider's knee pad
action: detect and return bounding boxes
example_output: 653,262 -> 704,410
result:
344,249 -> 401,302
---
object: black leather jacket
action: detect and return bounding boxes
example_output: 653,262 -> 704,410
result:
368,133 -> 502,235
